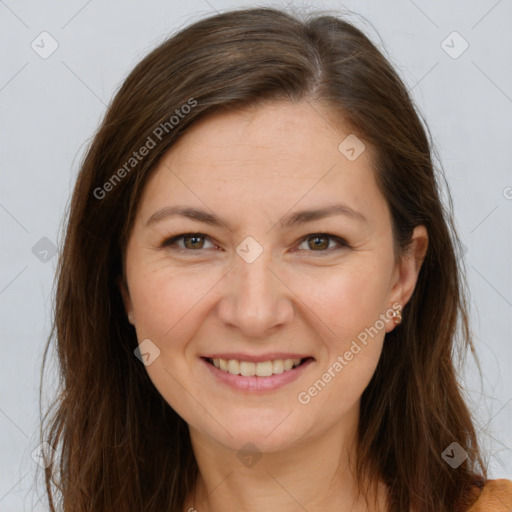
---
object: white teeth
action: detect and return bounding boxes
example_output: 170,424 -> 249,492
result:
256,361 -> 273,377
227,359 -> 240,375
272,360 -> 284,374
240,361 -> 255,377
211,357 -> 304,377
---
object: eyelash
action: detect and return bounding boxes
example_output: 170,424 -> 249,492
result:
160,233 -> 350,255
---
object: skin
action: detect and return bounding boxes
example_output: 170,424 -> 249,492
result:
120,100 -> 428,512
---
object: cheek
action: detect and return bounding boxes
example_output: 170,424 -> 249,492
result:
126,265 -> 216,421
128,261 -> 222,341
288,260 -> 391,343
293,267 -> 388,413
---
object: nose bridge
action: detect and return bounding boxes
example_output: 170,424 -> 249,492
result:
236,249 -> 273,301
219,242 -> 292,336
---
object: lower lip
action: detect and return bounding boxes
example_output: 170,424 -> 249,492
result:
202,358 -> 314,392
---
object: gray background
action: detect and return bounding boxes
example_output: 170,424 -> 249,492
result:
1,0 -> 511,509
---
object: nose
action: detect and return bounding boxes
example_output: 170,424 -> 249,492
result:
216,249 -> 294,339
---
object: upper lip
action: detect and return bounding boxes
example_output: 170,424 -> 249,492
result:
202,353 -> 313,363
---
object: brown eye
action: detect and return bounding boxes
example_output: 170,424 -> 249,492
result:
161,233 -> 216,251
307,235 -> 330,250
183,234 -> 205,249
296,234 -> 348,253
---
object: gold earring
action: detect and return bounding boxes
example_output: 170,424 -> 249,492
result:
392,306 -> 402,325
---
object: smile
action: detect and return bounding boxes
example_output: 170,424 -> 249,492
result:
206,357 -> 304,377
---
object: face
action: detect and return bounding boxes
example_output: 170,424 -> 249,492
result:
121,100 -> 426,454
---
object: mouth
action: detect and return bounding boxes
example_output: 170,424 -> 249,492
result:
202,356 -> 314,377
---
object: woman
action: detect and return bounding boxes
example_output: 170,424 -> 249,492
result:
40,7 -> 512,512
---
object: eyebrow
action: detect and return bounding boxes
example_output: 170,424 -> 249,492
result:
145,203 -> 367,229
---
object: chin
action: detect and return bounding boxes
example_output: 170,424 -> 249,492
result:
222,431 -> 298,454
196,409 -> 308,453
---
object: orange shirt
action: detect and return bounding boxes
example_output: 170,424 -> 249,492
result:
467,479 -> 512,511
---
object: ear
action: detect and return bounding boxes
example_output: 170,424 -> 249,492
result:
386,225 -> 428,332
117,275 -> 134,325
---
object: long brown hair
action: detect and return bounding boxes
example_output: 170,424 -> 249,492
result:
41,7 -> 486,511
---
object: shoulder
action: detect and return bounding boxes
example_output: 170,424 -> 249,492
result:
467,478 -> 512,512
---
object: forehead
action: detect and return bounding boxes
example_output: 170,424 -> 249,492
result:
166,101 -> 359,176
138,100 -> 388,227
